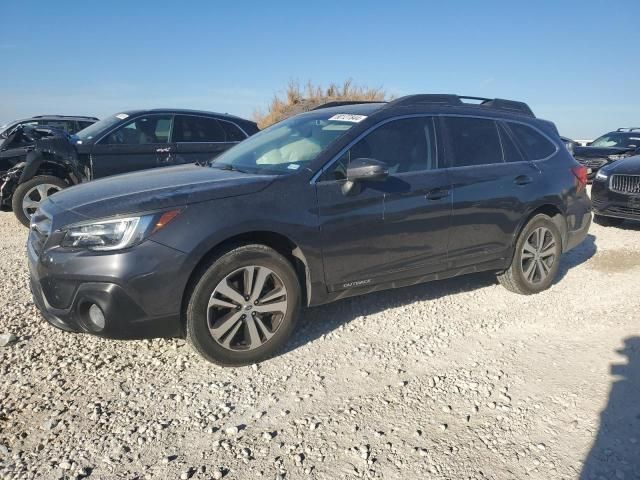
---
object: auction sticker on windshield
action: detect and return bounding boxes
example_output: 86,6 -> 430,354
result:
328,114 -> 367,123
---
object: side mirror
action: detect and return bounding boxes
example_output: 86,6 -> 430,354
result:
342,158 -> 388,195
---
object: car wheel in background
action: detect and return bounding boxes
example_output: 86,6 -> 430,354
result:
497,214 -> 562,295
593,214 -> 625,227
11,175 -> 67,227
186,244 -> 301,366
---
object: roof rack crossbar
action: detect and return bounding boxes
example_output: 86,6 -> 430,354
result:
617,127 -> 640,132
385,94 -> 535,117
311,100 -> 386,111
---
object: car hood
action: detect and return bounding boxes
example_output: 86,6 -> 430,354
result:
573,145 -> 634,158
604,155 -> 640,175
48,164 -> 276,220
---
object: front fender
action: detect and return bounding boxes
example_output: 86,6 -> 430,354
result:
18,150 -> 43,183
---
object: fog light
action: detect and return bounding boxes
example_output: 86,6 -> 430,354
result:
88,304 -> 106,331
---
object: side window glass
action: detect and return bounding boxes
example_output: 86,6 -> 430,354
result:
173,115 -> 226,143
101,115 -> 172,145
323,117 -> 437,181
507,122 -> 556,160
445,117 -> 503,167
498,123 -> 525,163
219,121 -> 246,142
38,120 -> 70,132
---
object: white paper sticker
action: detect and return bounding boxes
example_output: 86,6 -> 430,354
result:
115,113 -> 129,120
287,164 -> 301,170
328,114 -> 367,123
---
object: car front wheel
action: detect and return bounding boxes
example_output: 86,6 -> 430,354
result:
186,244 -> 301,366
11,175 -> 67,227
497,214 -> 562,295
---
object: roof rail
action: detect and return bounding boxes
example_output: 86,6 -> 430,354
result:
311,100 -> 386,111
385,94 -> 535,117
616,127 -> 640,132
31,115 -> 99,120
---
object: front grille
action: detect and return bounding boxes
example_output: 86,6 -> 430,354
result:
577,157 -> 607,169
610,174 -> 640,195
29,209 -> 52,256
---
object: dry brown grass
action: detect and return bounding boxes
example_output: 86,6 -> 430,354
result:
254,80 -> 388,129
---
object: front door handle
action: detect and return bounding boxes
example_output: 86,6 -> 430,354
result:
514,175 -> 533,186
425,188 -> 450,200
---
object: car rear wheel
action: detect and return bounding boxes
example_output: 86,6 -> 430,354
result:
11,175 -> 67,227
497,214 -> 562,295
593,214 -> 624,227
185,244 -> 301,366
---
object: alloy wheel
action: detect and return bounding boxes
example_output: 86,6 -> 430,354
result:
22,184 -> 62,219
207,266 -> 288,351
520,226 -> 557,285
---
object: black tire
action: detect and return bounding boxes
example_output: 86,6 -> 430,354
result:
11,175 -> 67,227
593,214 -> 624,227
186,244 -> 301,366
497,214 -> 562,295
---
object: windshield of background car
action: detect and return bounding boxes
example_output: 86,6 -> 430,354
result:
212,111 -> 365,174
591,133 -> 640,149
74,114 -> 127,142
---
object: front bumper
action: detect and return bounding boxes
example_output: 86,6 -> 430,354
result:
592,180 -> 640,221
28,236 -> 187,339
575,157 -> 609,180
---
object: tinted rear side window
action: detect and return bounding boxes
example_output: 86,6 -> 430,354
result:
219,121 -> 246,142
498,123 -> 525,163
173,115 -> 226,143
444,117 -> 503,167
508,122 -> 556,160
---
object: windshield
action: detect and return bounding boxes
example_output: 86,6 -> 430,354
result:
591,132 -> 640,149
74,114 -> 128,142
212,111 -> 363,174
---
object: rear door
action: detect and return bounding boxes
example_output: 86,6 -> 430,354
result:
173,115 -> 246,165
89,114 -> 175,178
443,116 -> 543,268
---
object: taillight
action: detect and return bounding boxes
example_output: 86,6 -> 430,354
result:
571,165 -> 588,192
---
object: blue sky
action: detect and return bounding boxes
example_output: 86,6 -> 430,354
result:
1,0 -> 638,139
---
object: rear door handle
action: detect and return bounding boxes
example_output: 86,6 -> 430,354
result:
514,175 -> 533,185
425,188 -> 450,200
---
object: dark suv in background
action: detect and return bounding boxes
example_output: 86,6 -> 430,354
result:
1,109 -> 258,225
28,94 -> 591,366
573,128 -> 640,179
0,115 -> 98,138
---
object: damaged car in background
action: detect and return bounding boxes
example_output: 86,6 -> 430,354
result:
573,128 -> 640,180
0,109 -> 259,226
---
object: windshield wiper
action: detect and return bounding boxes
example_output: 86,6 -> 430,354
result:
209,163 -> 248,174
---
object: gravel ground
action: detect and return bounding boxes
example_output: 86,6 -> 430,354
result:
1,198 -> 639,480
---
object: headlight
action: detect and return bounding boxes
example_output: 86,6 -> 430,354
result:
595,170 -> 609,181
608,154 -> 626,161
60,210 -> 181,251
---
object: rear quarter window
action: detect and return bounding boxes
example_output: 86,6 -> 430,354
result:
507,122 -> 557,160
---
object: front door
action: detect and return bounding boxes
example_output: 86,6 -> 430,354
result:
89,114 -> 175,178
316,116 -> 451,291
